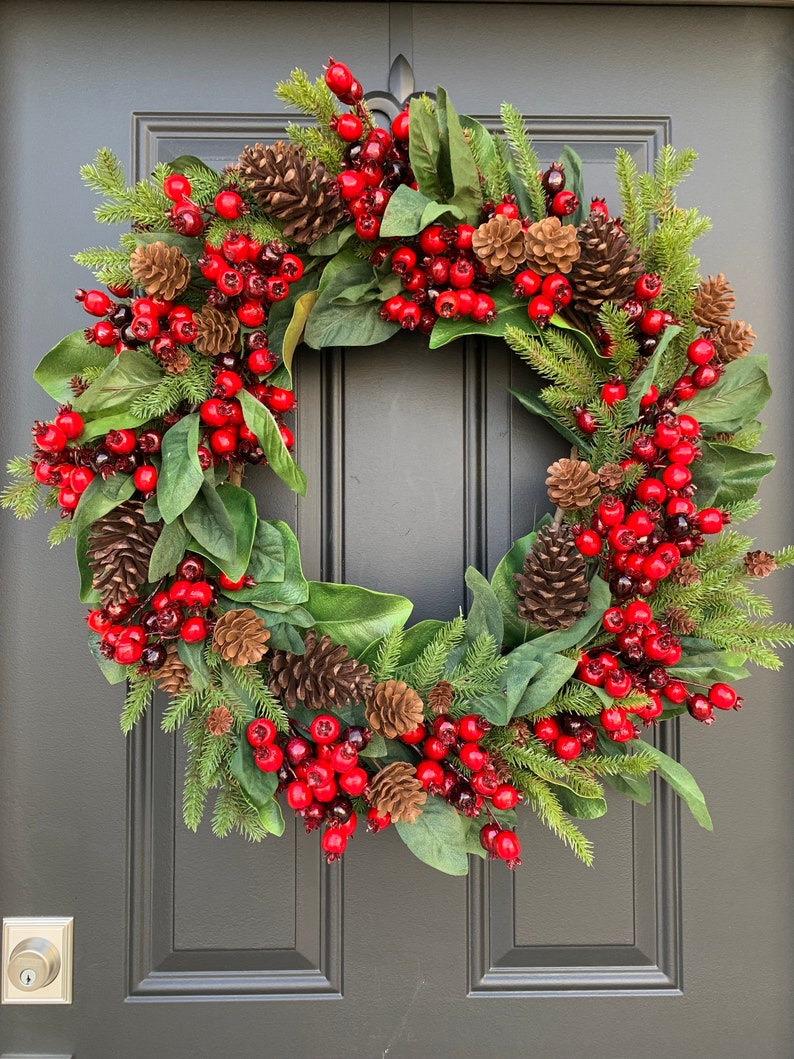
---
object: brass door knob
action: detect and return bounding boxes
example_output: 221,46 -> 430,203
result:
6,937 -> 61,991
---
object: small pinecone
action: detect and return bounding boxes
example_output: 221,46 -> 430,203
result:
427,680 -> 454,716
509,718 -> 531,747
155,645 -> 192,695
692,274 -> 735,330
514,524 -> 590,631
744,549 -> 777,578
546,457 -> 600,510
237,141 -> 345,246
87,500 -> 161,607
129,241 -> 191,301
568,214 -> 640,313
268,629 -> 372,710
471,215 -> 527,276
665,606 -> 697,636
365,679 -> 424,739
523,216 -> 581,275
193,306 -> 240,357
488,750 -> 513,785
162,348 -> 191,375
670,559 -> 701,586
206,705 -> 234,736
212,608 -> 270,666
69,374 -> 89,397
708,320 -> 756,363
597,461 -> 625,492
368,761 -> 427,824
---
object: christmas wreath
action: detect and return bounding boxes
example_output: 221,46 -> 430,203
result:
4,59 -> 793,875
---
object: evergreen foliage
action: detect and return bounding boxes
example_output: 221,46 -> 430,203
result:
499,103 -> 546,221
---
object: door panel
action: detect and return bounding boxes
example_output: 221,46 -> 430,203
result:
1,3 -> 791,1057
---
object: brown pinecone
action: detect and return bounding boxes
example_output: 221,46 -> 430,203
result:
509,718 -> 532,747
708,320 -> 756,363
471,215 -> 527,276
365,680 -> 424,739
744,549 -> 777,578
237,141 -> 345,246
155,645 -> 192,695
692,274 -> 735,330
514,524 -> 590,631
368,761 -> 427,824
268,629 -> 372,710
523,216 -> 580,275
162,348 -> 191,375
212,608 -> 270,666
665,606 -> 697,636
193,306 -> 240,357
427,680 -> 454,716
205,705 -> 234,736
669,559 -> 701,586
69,374 -> 89,397
546,457 -> 600,510
597,462 -> 625,491
87,500 -> 161,607
488,750 -> 514,786
129,241 -> 191,301
568,214 -> 640,314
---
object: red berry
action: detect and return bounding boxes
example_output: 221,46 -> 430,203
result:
54,410 -> 84,439
247,718 -> 278,747
219,572 -> 246,591
604,670 -> 633,698
575,408 -> 598,435
491,784 -> 519,810
687,693 -> 714,725
663,680 -> 688,705
105,428 -> 137,455
286,781 -> 313,810
470,293 -> 496,323
457,714 -> 490,742
213,189 -> 247,220
310,715 -> 342,745
696,507 -> 725,534
33,422 -> 68,454
494,829 -> 521,863
636,477 -> 667,504
329,741 -> 358,773
639,308 -> 665,334
692,363 -> 721,389
459,742 -> 488,771
163,173 -> 191,201
601,379 -> 627,405
400,723 -> 426,745
555,734 -> 582,760
415,759 -> 444,790
600,706 -> 627,731
338,766 -> 369,796
263,386 -> 296,413
321,828 -> 347,860
418,225 -> 447,255
133,464 -> 158,492
57,486 -> 79,511
423,735 -> 449,761
324,59 -> 354,96
528,294 -> 554,328
687,338 -> 715,365
254,743 -> 284,772
337,170 -> 366,200
575,529 -> 603,557
634,273 -> 662,300
391,109 -> 410,141
533,717 -> 560,742
479,822 -> 501,854
513,269 -> 542,297
333,113 -> 363,142
551,190 -> 578,216
708,682 -> 739,710
180,616 -> 207,643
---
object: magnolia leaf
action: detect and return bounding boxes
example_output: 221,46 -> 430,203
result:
602,772 -> 653,805
303,292 -> 399,350
33,331 -> 114,403
380,184 -> 435,238
408,96 -> 445,202
79,409 -> 148,443
305,581 -> 413,657
73,348 -> 164,414
626,326 -> 681,420
553,786 -> 607,820
237,388 -> 307,496
308,222 -> 357,257
394,798 -> 470,876
157,412 -> 204,524
185,483 -> 257,580
88,633 -> 129,685
281,289 -> 318,382
229,742 -> 285,836
73,471 -> 136,535
148,516 -> 189,581
509,388 -> 591,455
464,567 -> 504,646
435,87 -> 482,225
491,529 -> 540,650
685,356 -> 771,433
512,651 -> 579,716
177,637 -> 210,690
637,741 -> 713,830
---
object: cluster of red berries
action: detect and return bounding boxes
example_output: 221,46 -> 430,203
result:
30,407 -> 92,514
539,161 -> 582,220
378,222 -> 496,333
198,380 -> 296,466
86,554 -> 250,669
163,171 -> 258,242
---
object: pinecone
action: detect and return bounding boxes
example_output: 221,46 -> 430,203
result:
514,524 -> 590,631
212,608 -> 270,666
237,141 -> 345,246
488,750 -> 513,786
206,705 -> 234,736
129,241 -> 191,301
427,680 -> 454,716
193,306 -> 240,357
665,606 -> 697,636
546,457 -> 600,510
86,500 -> 161,607
669,559 -> 701,586
268,629 -> 372,710
708,320 -> 756,363
568,214 -> 640,314
471,215 -> 527,276
744,549 -> 777,578
155,645 -> 192,695
162,348 -> 191,375
523,217 -> 581,275
692,274 -> 735,330
69,374 -> 89,398
597,462 -> 625,492
365,680 -> 424,739
508,718 -> 532,747
368,761 -> 427,824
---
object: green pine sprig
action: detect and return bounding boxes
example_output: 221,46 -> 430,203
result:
0,457 -> 40,519
72,246 -> 134,289
398,617 -> 466,691
514,770 -> 594,865
120,675 -> 156,734
80,149 -> 171,230
499,103 -> 546,221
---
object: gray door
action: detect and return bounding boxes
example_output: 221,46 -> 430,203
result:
1,3 -> 791,1057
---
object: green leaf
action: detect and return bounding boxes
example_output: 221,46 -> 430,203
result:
242,521 -> 309,606
380,185 -> 435,238
460,115 -> 496,171
685,356 -> 771,433
305,581 -> 413,657
408,96 -> 445,202
491,529 -> 541,650
394,798 -> 470,876
464,567 -> 503,646
187,483 -> 257,581
156,412 -> 204,524
281,289 -> 318,383
429,280 -> 539,348
509,388 -> 591,455
602,772 -> 653,805
73,348 -> 164,414
229,742 -> 285,836
148,516 -> 189,580
638,741 -> 713,830
266,271 -> 320,369
74,525 -> 99,604
88,633 -> 129,685
625,326 -> 681,420
529,575 -> 611,653
176,637 -> 210,690
511,651 -> 579,716
547,314 -> 603,362
73,471 -> 136,536
435,87 -> 482,225
556,146 -> 586,227
308,223 -> 357,257
237,388 -> 308,497
33,331 -> 114,403
131,229 -> 202,266
670,641 -> 750,685
182,481 -> 236,566
553,786 -> 607,820
303,287 -> 399,350
242,519 -> 286,584
702,442 -> 775,506
259,619 -> 307,652
79,409 -> 149,443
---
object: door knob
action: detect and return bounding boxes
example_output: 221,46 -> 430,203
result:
7,936 -> 61,990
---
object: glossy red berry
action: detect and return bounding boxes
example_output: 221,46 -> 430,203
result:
555,734 -> 582,760
638,308 -> 666,335
209,427 -> 238,456
457,714 -> 490,742
333,113 -> 363,142
163,173 -> 192,201
528,294 -> 554,328
286,781 -> 313,810
494,829 -> 521,864
513,268 -> 542,297
338,766 -> 369,796
533,717 -> 560,742
459,742 -> 488,771
696,507 -> 726,534
574,407 -> 598,435
54,410 -> 84,440
263,386 -> 297,413
687,693 -> 714,724
575,529 -> 603,557
479,822 -> 501,854
247,718 -> 278,747
415,759 -> 444,790
254,743 -> 285,772
391,109 -> 410,141
634,273 -> 662,300
213,189 -> 248,220
309,715 -> 342,745
324,58 -> 354,96
551,190 -> 578,216
491,784 -> 519,810
708,683 -> 740,710
400,723 -> 426,745
601,379 -> 627,405
133,465 -> 158,492
687,337 -> 715,365
180,616 -> 207,643
105,429 -> 137,455
692,363 -> 721,389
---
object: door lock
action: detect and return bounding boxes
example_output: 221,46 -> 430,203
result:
7,936 -> 61,990
2,917 -> 73,1004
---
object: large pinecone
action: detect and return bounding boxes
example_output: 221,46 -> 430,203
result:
365,680 -> 424,739
155,645 -> 192,695
692,274 -> 735,330
212,608 -> 270,666
87,500 -> 161,607
368,761 -> 427,824
268,629 -> 372,710
514,524 -> 590,631
523,217 -> 580,275
545,457 -> 600,510
471,215 -> 527,276
129,241 -> 191,301
193,306 -> 240,357
568,214 -> 640,314
237,141 -> 345,246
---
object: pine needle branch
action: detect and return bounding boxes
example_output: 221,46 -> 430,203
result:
499,103 -> 546,221
48,521 -> 74,547
400,617 -> 466,690
515,771 -> 594,865
371,624 -> 405,682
